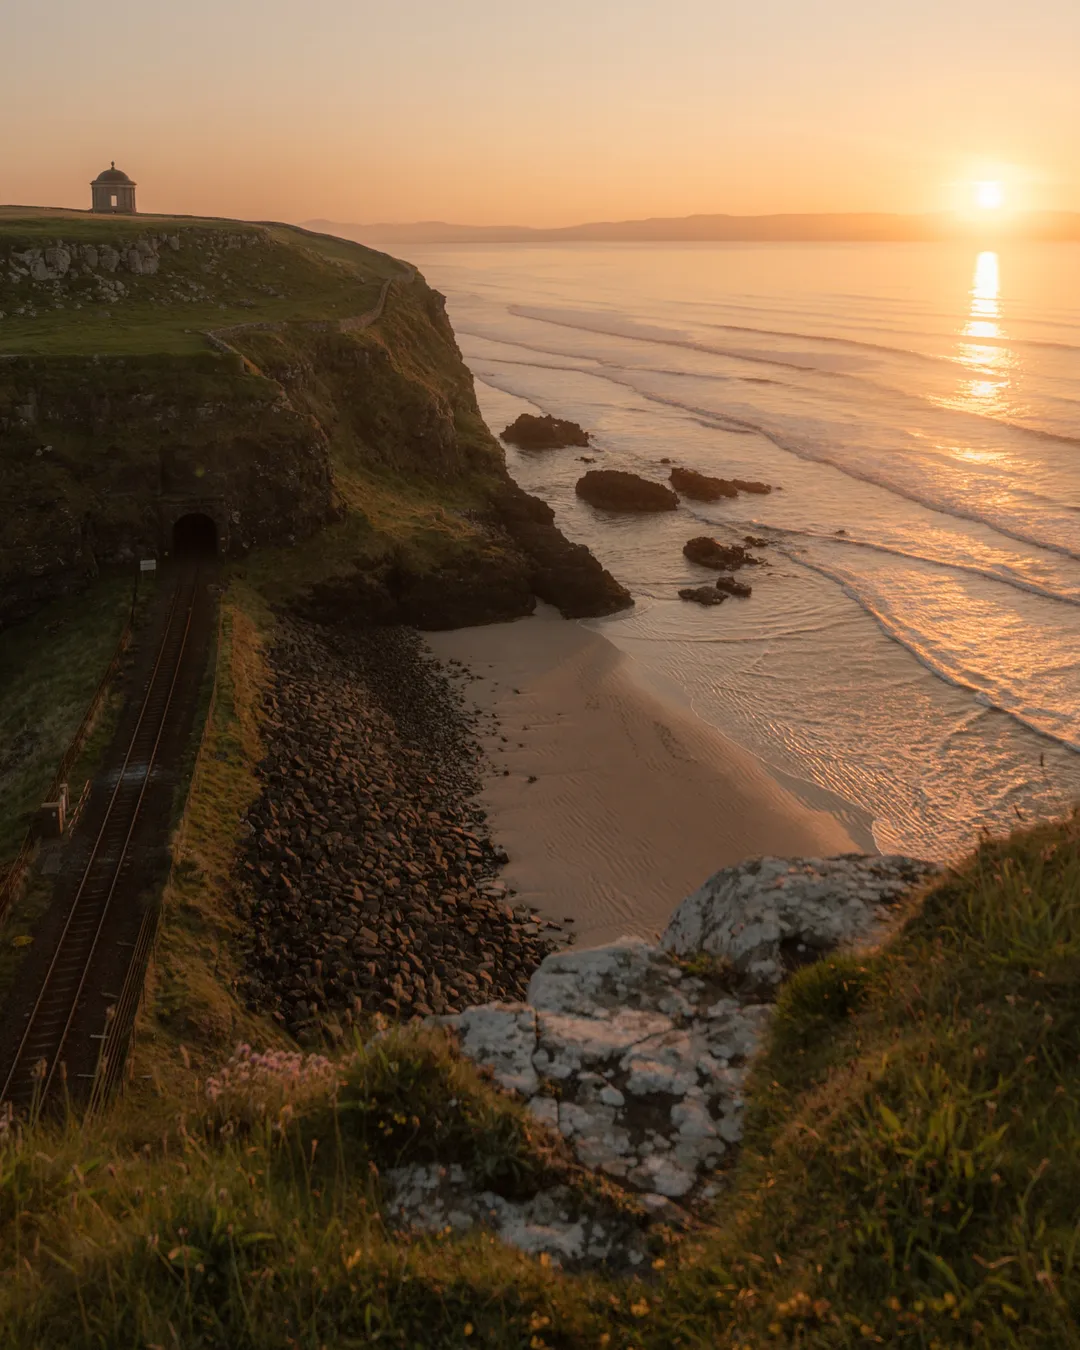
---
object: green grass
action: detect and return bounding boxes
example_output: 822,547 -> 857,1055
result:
657,810 -> 1080,1347
0,214 -> 402,355
3,810 -> 1079,1346
0,1028 -> 636,1350
0,574 -> 134,868
132,579 -> 289,1099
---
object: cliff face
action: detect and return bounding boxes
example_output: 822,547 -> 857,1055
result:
0,351 -> 336,620
0,215 -> 630,627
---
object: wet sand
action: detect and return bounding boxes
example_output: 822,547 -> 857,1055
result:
427,607 -> 867,950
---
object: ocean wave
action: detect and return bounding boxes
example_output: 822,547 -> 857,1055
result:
504,305 -> 1080,448
473,356 -> 1080,564
774,551 -> 1080,755
688,309 -> 1080,357
700,517 -> 1080,609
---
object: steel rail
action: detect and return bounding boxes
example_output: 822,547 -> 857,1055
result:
0,568 -> 200,1112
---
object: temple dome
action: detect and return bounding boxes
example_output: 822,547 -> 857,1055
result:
93,163 -> 135,185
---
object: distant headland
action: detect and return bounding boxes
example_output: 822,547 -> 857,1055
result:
306,210 -> 1080,247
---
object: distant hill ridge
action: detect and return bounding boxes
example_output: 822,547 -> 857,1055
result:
305,210 -> 1080,246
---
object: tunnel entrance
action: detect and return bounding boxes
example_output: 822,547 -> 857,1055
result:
171,512 -> 218,557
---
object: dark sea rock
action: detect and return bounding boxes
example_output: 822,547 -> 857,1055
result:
744,535 -> 768,548
669,466 -> 739,501
683,536 -> 764,570
501,413 -> 591,450
678,586 -> 727,607
714,575 -> 752,598
731,478 -> 773,494
576,470 -> 679,513
487,482 -> 633,618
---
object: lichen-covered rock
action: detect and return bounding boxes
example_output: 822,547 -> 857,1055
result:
382,1163 -> 653,1271
443,938 -> 771,1205
443,855 -> 939,1215
661,854 -> 941,986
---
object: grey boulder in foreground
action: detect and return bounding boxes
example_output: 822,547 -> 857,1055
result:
662,853 -> 941,988
384,854 -> 940,1262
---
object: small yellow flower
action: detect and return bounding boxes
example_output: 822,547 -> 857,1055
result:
463,1324 -> 474,1337
530,1313 -> 551,1331
630,1298 -> 650,1318
651,1257 -> 666,1270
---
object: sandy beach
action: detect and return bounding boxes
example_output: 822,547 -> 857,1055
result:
427,607 -> 868,950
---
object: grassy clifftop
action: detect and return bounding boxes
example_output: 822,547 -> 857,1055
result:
0,210 -> 401,355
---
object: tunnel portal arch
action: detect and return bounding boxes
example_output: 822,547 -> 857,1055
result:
171,511 -> 219,557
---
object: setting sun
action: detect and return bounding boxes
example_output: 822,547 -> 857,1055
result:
975,180 -> 1005,210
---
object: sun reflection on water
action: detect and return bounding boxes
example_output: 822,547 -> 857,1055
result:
949,251 -> 1016,420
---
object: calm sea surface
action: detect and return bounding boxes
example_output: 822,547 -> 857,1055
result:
407,242 -> 1080,857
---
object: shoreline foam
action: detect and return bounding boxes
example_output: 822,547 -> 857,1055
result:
428,606 -> 868,950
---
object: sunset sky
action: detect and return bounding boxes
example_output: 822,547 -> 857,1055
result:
2,0 -> 1077,225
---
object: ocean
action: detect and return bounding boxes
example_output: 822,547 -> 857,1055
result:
407,241 -> 1080,859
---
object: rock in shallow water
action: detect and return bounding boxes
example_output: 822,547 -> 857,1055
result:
678,585 -> 726,606
669,466 -> 739,500
683,536 -> 763,570
501,413 -> 591,450
576,469 -> 679,513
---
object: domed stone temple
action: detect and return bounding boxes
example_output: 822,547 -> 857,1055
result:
90,162 -> 137,214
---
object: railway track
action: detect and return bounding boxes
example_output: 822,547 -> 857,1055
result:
0,564 -> 213,1117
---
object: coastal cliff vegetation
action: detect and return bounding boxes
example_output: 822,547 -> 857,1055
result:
1,802 -> 1077,1346
0,208 -> 628,626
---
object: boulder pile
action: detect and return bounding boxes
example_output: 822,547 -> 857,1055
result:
237,619 -> 560,1036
